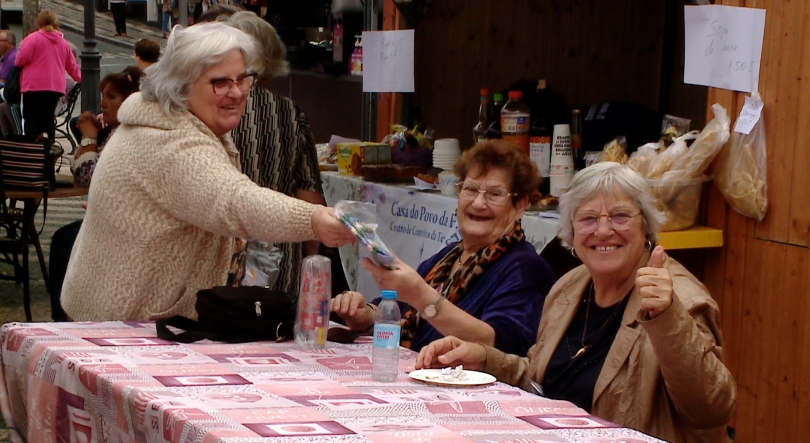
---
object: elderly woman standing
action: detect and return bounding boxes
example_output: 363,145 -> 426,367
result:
223,11 -> 325,296
14,9 -> 80,141
332,140 -> 556,355
417,162 -> 736,443
61,23 -> 354,321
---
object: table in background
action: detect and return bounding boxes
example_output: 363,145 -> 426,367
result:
322,172 -> 724,296
322,171 -> 568,297
0,321 -> 665,443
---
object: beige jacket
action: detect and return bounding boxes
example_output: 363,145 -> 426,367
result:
484,256 -> 736,443
62,93 -> 318,321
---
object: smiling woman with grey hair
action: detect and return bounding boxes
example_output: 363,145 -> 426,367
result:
61,22 -> 355,322
416,162 -> 736,443
558,162 -> 666,249
140,22 -> 255,115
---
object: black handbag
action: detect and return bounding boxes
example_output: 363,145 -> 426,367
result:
3,66 -> 21,105
156,286 -> 297,343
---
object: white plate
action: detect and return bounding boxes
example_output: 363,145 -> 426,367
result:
409,369 -> 496,386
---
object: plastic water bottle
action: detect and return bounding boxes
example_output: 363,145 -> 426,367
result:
501,90 -> 531,154
372,290 -> 401,382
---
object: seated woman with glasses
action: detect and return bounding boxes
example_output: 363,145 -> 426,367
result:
61,23 -> 355,322
331,140 -> 556,356
416,162 -> 736,443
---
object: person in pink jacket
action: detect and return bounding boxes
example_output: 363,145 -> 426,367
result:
14,9 -> 81,141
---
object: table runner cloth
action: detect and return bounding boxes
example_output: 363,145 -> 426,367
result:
0,321 -> 663,443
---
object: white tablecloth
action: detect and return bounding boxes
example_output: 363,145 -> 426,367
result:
322,172 -> 560,298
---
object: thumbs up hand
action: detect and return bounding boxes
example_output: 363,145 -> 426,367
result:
635,245 -> 673,320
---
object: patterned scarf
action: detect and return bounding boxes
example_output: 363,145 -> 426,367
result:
399,220 -> 525,348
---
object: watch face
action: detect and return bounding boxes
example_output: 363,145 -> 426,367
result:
422,304 -> 437,319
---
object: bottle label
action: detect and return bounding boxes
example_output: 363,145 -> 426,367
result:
549,163 -> 576,177
502,115 -> 530,152
501,115 -> 529,134
530,136 -> 551,177
373,324 -> 400,350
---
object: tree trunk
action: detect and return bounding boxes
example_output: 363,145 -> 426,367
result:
22,0 -> 38,36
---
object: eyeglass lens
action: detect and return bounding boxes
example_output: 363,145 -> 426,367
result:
456,182 -> 510,204
574,211 -> 637,233
211,75 -> 254,95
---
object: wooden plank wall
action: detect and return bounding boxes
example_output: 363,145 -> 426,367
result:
409,0 -> 809,440
703,0 -> 810,441
412,0 -> 673,147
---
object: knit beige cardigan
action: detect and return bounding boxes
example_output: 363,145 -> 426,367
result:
62,93 -> 318,321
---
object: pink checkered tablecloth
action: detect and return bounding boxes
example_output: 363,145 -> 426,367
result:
0,321 -> 664,442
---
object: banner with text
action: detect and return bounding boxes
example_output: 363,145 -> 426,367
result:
357,184 -> 460,298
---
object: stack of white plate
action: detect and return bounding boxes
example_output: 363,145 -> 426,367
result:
433,138 -> 461,170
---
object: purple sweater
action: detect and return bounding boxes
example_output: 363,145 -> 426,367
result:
374,239 -> 556,355
0,47 -> 17,83
15,29 -> 80,93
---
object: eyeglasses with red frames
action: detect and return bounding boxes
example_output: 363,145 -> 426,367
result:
573,210 -> 640,234
209,73 -> 256,96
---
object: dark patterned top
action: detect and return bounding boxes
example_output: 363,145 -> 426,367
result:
72,125 -> 114,187
231,87 -> 322,296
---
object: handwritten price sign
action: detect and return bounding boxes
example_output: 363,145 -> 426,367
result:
362,30 -> 415,93
684,5 -> 766,93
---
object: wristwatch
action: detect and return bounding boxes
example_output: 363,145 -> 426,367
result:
421,293 -> 445,319
81,137 -> 97,147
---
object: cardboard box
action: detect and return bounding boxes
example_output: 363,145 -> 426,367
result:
337,142 -> 391,175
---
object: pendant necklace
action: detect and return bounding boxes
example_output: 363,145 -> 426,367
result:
572,282 -> 624,359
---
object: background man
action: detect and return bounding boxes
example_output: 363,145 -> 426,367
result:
134,38 -> 161,71
0,30 -> 17,86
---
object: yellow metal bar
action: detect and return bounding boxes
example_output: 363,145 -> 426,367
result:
658,226 -> 723,250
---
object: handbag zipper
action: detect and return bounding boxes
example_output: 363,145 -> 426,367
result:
255,301 -> 262,316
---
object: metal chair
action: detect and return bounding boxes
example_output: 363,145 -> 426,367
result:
0,137 -> 54,322
54,83 -> 82,155
0,187 -> 32,321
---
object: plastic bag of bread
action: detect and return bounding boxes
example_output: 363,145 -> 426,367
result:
660,114 -> 691,149
648,175 -> 710,231
678,104 -> 730,177
713,94 -> 768,221
627,104 -> 730,231
645,131 -> 695,180
597,136 -> 629,164
628,142 -> 661,177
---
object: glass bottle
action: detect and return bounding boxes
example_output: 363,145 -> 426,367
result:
486,93 -> 505,139
531,80 -> 552,194
571,109 -> 585,172
473,88 -> 490,145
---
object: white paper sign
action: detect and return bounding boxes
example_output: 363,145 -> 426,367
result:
683,5 -> 766,93
362,30 -> 415,93
733,95 -> 764,135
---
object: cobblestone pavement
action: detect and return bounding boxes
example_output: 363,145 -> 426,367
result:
44,0 -> 165,50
